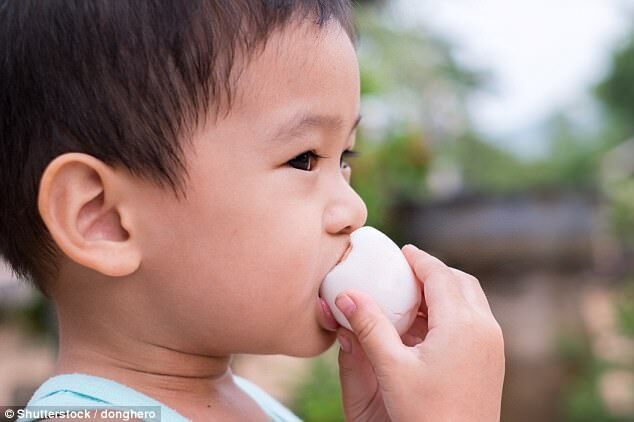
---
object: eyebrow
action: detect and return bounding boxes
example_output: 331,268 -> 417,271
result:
269,112 -> 362,143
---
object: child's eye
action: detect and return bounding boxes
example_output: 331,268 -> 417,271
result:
288,150 -> 321,172
288,149 -> 360,172
341,149 -> 360,170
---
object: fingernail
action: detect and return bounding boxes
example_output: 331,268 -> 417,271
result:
335,293 -> 357,318
337,334 -> 351,353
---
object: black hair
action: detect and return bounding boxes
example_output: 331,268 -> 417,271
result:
0,0 -> 356,297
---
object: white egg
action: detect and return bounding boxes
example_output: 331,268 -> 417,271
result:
319,226 -> 421,335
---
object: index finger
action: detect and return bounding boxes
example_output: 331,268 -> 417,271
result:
402,245 -> 468,324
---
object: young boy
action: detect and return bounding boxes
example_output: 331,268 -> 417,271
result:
1,1 -> 504,421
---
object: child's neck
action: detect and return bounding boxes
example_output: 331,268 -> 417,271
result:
55,348 -> 269,421
53,313 -> 263,419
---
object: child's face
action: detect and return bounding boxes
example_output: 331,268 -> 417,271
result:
130,20 -> 366,357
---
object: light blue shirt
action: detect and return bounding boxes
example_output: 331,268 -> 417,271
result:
18,373 -> 302,422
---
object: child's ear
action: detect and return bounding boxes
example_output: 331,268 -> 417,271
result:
38,153 -> 141,277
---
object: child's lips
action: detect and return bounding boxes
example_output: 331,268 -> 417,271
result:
317,296 -> 340,331
316,241 -> 351,332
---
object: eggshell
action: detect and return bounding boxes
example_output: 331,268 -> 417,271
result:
319,226 -> 421,335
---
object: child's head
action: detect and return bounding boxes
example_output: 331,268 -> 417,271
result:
0,0 -> 366,357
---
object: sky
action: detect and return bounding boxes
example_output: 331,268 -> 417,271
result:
393,0 -> 633,157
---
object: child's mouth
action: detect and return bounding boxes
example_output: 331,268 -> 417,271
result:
316,241 -> 353,331
317,296 -> 340,331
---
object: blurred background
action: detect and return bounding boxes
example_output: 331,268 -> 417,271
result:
2,0 -> 633,421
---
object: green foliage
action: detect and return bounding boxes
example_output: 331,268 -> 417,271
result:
596,31 -> 634,135
615,280 -> 634,338
350,127 -> 430,232
2,290 -> 54,339
354,6 -> 484,97
347,2 -> 484,233
441,125 -> 602,194
542,115 -> 604,188
15,295 -> 51,335
608,178 -> 634,247
564,378 -> 622,422
359,68 -> 382,96
449,132 -> 546,193
347,4 -> 485,234
558,279 -> 634,422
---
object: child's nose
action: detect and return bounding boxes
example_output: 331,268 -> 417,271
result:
323,183 -> 368,235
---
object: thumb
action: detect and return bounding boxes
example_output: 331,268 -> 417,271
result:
335,290 -> 405,373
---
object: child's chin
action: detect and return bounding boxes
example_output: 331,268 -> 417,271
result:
286,329 -> 337,358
